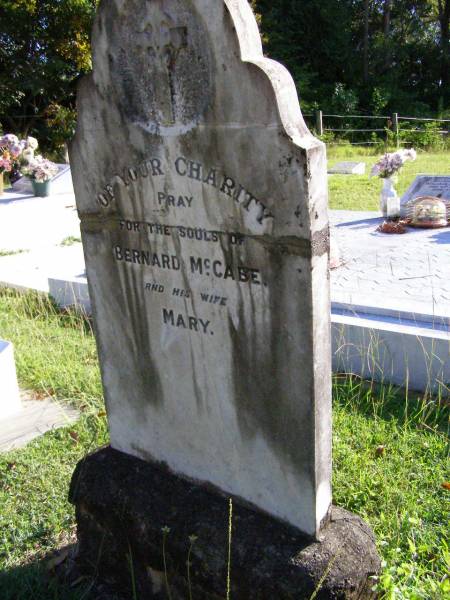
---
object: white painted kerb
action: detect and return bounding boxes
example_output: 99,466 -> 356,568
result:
0,340 -> 22,419
332,306 -> 450,397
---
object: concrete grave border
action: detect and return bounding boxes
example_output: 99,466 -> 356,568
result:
0,340 -> 21,420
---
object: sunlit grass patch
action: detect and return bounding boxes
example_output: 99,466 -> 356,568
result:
327,150 -> 450,211
333,374 -> 450,598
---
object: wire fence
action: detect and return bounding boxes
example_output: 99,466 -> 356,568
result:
1,110 -> 449,148
302,111 -> 450,147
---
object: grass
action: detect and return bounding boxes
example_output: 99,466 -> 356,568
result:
0,289 -> 449,599
327,148 -> 450,211
0,291 -> 106,599
59,236 -> 81,247
0,249 -> 29,257
333,376 -> 449,598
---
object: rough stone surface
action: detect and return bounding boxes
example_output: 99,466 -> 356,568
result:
69,447 -> 380,600
70,0 -> 331,537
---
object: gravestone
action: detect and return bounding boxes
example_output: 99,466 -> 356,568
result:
69,1 -> 379,597
401,175 -> 450,212
328,161 -> 366,175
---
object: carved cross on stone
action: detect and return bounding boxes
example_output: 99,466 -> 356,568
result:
136,5 -> 188,125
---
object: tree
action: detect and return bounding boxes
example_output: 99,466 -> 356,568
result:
254,0 -> 449,115
363,0 -> 371,83
435,0 -> 450,110
1,0 -> 447,154
383,0 -> 392,68
0,0 -> 98,154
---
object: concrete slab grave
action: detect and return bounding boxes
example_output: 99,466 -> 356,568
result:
330,209 -> 450,397
12,164 -> 74,196
71,1 -> 379,596
0,340 -> 21,420
0,189 -> 80,252
328,161 -> 366,175
0,393 -> 79,453
0,341 -> 79,453
0,244 -> 87,310
332,304 -> 450,397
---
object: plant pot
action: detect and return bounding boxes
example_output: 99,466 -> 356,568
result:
32,179 -> 51,197
380,177 -> 400,219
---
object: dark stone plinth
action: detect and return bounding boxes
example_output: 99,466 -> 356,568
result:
69,447 -> 380,599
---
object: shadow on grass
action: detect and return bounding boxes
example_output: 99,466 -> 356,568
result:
0,546 -> 94,600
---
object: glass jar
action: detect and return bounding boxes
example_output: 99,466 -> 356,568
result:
409,196 -> 448,228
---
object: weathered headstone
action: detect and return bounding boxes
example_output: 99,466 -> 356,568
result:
69,1 -> 379,596
401,175 -> 450,208
328,161 -> 366,175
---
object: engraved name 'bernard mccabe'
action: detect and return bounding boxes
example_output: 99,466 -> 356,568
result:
114,246 -> 262,285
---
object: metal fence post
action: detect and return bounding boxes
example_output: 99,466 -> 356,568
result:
316,110 -> 323,136
392,113 -> 399,148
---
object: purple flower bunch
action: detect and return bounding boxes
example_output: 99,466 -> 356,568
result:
21,155 -> 59,183
0,134 -> 39,173
370,149 -> 417,179
0,134 -> 23,173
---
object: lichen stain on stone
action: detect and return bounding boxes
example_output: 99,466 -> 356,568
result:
228,242 -> 314,474
171,230 -> 207,412
104,0 -> 214,134
107,228 -> 164,412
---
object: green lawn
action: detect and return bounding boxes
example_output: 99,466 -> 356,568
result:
0,290 -> 449,599
328,149 -> 449,211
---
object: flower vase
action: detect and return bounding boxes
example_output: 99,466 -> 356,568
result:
9,166 -> 21,185
380,177 -> 400,219
32,179 -> 51,198
0,172 -> 3,196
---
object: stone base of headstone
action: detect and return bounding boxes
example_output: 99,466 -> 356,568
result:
69,447 -> 380,599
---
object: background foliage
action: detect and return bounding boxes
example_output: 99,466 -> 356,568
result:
0,0 -> 98,158
253,0 -> 450,116
0,0 -> 449,154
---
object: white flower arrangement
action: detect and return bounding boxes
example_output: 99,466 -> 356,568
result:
26,136 -> 39,151
370,149 -> 416,179
21,137 -> 39,164
21,155 -> 59,183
